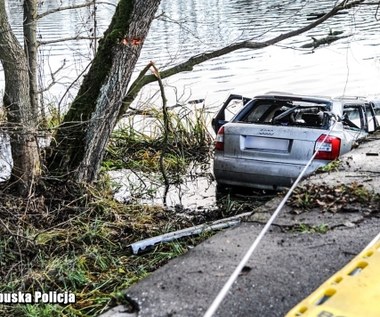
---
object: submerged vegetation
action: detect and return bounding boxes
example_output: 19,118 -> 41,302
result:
104,103 -> 213,178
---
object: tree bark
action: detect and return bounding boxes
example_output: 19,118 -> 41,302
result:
50,0 -> 161,182
23,0 -> 39,121
0,0 -> 40,195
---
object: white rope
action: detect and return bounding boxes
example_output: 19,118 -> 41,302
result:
204,121 -> 338,317
364,232 -> 380,250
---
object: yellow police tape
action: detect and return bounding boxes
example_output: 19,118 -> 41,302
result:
285,237 -> 380,317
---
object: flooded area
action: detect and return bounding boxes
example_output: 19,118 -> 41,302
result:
1,0 -> 380,209
108,165 -> 216,209
108,164 -> 275,216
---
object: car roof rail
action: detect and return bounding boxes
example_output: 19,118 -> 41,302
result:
264,91 -> 295,95
263,91 -> 331,100
256,92 -> 332,104
335,95 -> 368,101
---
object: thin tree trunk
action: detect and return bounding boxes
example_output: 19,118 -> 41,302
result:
0,0 -> 40,195
50,0 -> 161,182
23,0 -> 39,122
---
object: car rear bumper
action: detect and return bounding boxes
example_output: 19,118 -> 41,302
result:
213,155 -> 327,190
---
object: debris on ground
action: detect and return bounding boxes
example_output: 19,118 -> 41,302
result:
288,182 -> 380,214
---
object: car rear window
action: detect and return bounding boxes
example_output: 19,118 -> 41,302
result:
237,99 -> 329,128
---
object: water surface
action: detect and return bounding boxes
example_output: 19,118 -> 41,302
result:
1,0 -> 380,206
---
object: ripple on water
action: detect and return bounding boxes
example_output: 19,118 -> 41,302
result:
2,0 -> 380,205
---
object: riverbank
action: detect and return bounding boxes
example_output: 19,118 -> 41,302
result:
100,132 -> 380,317
0,175 -> 255,317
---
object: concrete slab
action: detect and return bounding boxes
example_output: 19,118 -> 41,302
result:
113,220 -> 380,317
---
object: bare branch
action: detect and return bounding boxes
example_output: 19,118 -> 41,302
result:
38,59 -> 66,94
95,1 -> 117,7
36,2 -> 116,20
117,62 -> 156,120
37,2 -> 92,20
38,36 -> 96,46
57,61 -> 93,121
119,0 -> 364,120
150,63 -> 170,191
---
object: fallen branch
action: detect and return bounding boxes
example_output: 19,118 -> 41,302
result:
129,212 -> 253,254
301,34 -> 351,49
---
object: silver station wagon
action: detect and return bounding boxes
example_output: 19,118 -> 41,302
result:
212,92 -> 378,190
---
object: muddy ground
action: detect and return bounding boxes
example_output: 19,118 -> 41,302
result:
100,134 -> 380,317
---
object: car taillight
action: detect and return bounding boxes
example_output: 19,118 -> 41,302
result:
314,134 -> 341,160
215,126 -> 225,151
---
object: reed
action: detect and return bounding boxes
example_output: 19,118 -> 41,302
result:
104,103 -> 213,177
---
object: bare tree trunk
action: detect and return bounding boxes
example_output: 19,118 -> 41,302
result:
50,0 -> 161,182
77,0 -> 161,182
0,0 -> 40,195
23,0 -> 39,121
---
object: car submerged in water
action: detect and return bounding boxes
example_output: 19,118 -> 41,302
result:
212,92 -> 378,191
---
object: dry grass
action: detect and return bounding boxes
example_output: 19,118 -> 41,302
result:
0,180 -> 197,317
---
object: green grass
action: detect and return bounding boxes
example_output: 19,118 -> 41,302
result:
15,304 -> 64,317
37,103 -> 64,131
293,223 -> 329,234
318,159 -> 341,173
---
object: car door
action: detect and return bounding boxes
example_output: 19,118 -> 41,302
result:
342,104 -> 369,141
211,94 -> 251,134
365,103 -> 378,132
371,100 -> 380,125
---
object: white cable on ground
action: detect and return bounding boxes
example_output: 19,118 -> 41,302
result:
203,122 -> 338,317
364,231 -> 380,250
